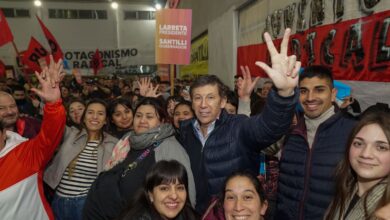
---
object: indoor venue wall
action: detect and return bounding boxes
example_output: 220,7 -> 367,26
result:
0,1 -> 156,73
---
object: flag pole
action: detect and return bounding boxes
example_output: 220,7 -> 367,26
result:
167,0 -> 180,96
170,64 -> 175,95
11,41 -> 30,85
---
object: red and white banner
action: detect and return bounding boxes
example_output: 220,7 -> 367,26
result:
0,9 -> 14,47
237,10 -> 390,108
36,16 -> 64,62
155,9 -> 192,65
22,37 -> 50,73
238,10 -> 390,82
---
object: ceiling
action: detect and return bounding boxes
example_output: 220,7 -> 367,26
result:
7,0 -> 161,4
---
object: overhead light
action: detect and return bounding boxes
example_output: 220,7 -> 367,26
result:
111,2 -> 118,9
34,0 -> 42,7
155,3 -> 162,10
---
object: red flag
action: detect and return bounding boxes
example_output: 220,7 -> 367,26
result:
90,49 -> 103,75
0,9 -> 14,47
22,37 -> 50,73
36,15 -> 63,62
0,60 -> 6,77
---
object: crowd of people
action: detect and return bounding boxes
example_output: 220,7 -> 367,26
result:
0,29 -> 389,220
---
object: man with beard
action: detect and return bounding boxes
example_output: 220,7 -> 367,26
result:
275,65 -> 356,220
0,91 -> 41,139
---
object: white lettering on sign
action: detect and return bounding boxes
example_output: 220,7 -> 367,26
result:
159,25 -> 188,35
159,38 -> 187,49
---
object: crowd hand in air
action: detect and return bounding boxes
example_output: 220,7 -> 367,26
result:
137,77 -> 162,98
30,55 -> 65,103
255,28 -> 301,97
238,66 -> 260,102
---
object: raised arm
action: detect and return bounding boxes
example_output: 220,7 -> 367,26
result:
17,56 -> 66,170
237,66 -> 259,116
241,29 -> 299,150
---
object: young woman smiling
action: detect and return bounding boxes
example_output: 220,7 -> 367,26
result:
325,110 -> 390,220
118,160 -> 199,220
44,99 -> 118,220
108,98 -> 134,139
83,97 -> 195,220
202,171 -> 268,220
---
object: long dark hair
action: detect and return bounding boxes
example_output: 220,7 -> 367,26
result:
65,98 -> 86,128
118,160 -> 198,220
107,98 -> 133,133
325,110 -> 390,220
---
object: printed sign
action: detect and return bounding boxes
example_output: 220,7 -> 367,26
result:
155,9 -> 192,65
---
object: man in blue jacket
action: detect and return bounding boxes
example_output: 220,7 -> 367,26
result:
275,65 -> 357,220
178,28 -> 301,213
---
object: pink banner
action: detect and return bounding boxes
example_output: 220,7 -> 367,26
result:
155,9 -> 192,65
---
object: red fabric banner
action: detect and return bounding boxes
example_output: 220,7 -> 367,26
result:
36,15 -> 63,62
237,10 -> 390,82
0,9 -> 14,47
22,37 -> 50,73
90,49 -> 103,75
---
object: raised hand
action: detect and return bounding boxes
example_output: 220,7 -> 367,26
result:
238,66 -> 260,101
30,55 -> 64,103
255,28 -> 301,97
137,77 -> 161,98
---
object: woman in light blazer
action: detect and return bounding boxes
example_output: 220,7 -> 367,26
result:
44,99 -> 118,220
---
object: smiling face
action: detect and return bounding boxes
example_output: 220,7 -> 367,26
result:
133,104 -> 161,134
148,180 -> 187,219
173,104 -> 194,129
83,103 -> 107,134
191,84 -> 226,128
0,93 -> 19,129
299,76 -> 336,119
69,101 -> 85,124
349,123 -> 390,194
111,104 -> 133,130
224,176 -> 268,220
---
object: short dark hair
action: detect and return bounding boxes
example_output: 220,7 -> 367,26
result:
223,170 -> 267,203
299,65 -> 334,88
190,75 -> 228,98
226,90 -> 238,109
135,97 -> 168,123
174,100 -> 194,115
10,85 -> 25,93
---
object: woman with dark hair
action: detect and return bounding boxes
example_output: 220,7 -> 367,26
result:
66,98 -> 86,128
108,98 -> 134,138
203,171 -> 268,220
173,100 -> 194,129
225,91 -> 239,115
44,99 -> 118,220
118,160 -> 199,220
325,110 -> 390,220
83,97 -> 195,220
166,95 -> 185,121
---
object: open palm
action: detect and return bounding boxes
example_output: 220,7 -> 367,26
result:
255,28 -> 301,97
30,55 -> 64,103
